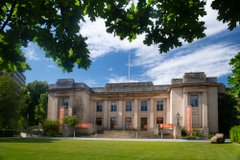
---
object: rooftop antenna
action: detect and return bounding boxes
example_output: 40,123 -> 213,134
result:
128,53 -> 131,80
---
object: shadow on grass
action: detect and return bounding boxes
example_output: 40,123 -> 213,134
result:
0,137 -> 60,143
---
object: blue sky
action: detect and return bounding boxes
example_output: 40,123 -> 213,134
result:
22,1 -> 240,87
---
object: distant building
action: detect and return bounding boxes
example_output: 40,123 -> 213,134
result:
11,72 -> 26,86
0,71 -> 26,86
48,72 -> 225,137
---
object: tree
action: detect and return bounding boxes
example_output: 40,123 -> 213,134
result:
34,93 -> 48,124
19,81 -> 48,126
1,0 -> 239,72
228,52 -> 240,98
0,73 -> 22,128
218,93 -> 240,136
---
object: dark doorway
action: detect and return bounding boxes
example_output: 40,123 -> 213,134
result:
156,117 -> 164,125
125,117 -> 133,130
141,117 -> 148,131
110,117 -> 117,130
96,117 -> 102,126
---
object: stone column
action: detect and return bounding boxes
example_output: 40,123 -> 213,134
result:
48,94 -> 58,121
103,100 -> 108,130
149,98 -> 154,131
202,92 -> 208,137
118,100 -> 123,129
68,96 -> 73,116
166,96 -> 170,123
133,98 -> 138,130
182,92 -> 188,126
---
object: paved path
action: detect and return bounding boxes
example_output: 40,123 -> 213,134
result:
56,137 -> 231,143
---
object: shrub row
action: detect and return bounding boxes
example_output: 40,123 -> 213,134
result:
42,120 -> 59,136
230,125 -> 240,143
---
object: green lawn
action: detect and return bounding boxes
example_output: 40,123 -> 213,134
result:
0,138 -> 239,160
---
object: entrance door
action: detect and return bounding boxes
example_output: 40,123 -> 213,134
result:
96,117 -> 102,126
125,117 -> 132,130
141,117 -> 148,131
110,117 -> 117,130
156,117 -> 164,125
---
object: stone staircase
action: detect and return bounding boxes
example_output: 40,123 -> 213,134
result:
85,130 -> 173,139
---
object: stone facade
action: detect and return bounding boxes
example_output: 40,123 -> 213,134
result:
48,72 -> 225,136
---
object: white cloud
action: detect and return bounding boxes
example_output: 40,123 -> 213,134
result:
23,45 -> 41,61
84,79 -> 97,86
47,65 -> 56,69
80,17 -> 145,58
79,2 -> 237,85
108,75 -> 139,83
201,0 -> 228,36
143,44 -> 239,84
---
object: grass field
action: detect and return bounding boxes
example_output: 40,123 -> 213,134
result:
0,138 -> 239,160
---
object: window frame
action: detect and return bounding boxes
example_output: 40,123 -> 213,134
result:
96,101 -> 103,112
190,95 -> 199,107
140,100 -> 148,111
156,100 -> 164,111
62,98 -> 69,109
125,101 -> 132,112
110,101 -> 117,112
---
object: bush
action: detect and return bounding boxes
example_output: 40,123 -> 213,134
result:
182,135 -> 204,140
63,116 -> 77,127
42,120 -> 59,136
18,117 -> 27,131
230,125 -> 240,143
192,128 -> 202,137
181,128 -> 188,136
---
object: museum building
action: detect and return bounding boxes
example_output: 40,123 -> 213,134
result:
47,72 -> 225,136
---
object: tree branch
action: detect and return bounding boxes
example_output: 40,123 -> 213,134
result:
0,0 -> 17,32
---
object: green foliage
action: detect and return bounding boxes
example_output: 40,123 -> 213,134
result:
34,93 -> 48,124
229,125 -> 240,143
18,117 -> 27,130
218,93 -> 239,136
63,116 -> 77,127
42,120 -> 59,137
0,73 -> 22,128
228,52 -> 240,98
182,135 -> 203,140
19,81 -> 48,126
211,0 -> 240,30
1,0 -> 239,72
192,128 -> 203,137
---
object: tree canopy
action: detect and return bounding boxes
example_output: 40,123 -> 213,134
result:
228,52 -> 240,98
34,92 -> 48,124
0,0 -> 239,72
0,73 -> 22,128
19,81 -> 48,126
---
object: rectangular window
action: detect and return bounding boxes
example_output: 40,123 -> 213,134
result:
190,95 -> 199,107
125,101 -> 132,112
156,101 -> 164,111
62,98 -> 69,108
110,102 -> 117,112
96,101 -> 103,112
140,101 -> 148,111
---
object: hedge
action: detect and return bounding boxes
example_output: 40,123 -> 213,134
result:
230,125 -> 240,143
42,120 -> 59,137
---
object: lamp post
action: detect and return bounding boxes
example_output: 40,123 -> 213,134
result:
27,113 -> 29,137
